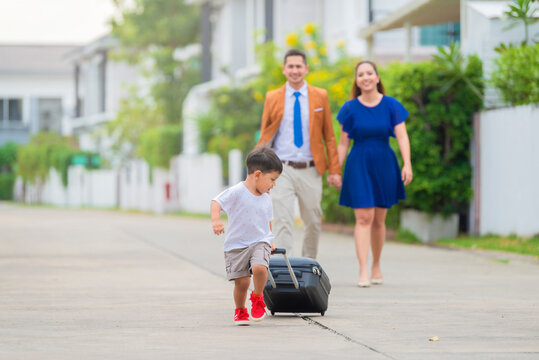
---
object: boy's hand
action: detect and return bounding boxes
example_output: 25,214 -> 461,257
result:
271,242 -> 275,252
212,220 -> 225,235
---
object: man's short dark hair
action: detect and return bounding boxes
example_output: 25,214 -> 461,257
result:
284,49 -> 307,65
246,147 -> 283,174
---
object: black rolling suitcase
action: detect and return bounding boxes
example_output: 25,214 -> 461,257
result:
263,248 -> 331,316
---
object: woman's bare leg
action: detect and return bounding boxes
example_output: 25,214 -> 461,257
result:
371,207 -> 388,280
354,208 -> 374,283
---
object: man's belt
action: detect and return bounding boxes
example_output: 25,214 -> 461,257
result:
282,160 -> 315,169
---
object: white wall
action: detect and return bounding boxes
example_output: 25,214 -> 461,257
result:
323,0 -> 368,58
106,59 -> 144,114
118,160 -> 173,214
35,166 -> 117,208
274,0 -> 323,47
476,105 -> 539,236
177,153 -> 224,213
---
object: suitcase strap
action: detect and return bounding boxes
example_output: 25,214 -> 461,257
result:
268,248 -> 299,289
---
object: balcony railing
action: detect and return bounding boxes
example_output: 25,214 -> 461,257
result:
0,120 -> 28,130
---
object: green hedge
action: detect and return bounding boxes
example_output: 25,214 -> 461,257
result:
138,124 -> 182,169
0,142 -> 17,171
0,173 -> 15,200
491,43 -> 539,106
0,142 -> 18,200
383,52 -> 483,216
17,132 -> 98,187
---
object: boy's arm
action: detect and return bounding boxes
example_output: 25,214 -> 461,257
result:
210,200 -> 225,235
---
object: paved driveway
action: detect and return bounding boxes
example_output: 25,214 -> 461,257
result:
1,203 -> 538,359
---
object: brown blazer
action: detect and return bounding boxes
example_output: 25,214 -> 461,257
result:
257,84 -> 340,175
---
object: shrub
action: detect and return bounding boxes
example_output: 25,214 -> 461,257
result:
491,43 -> 539,105
0,174 -> 15,200
0,142 -> 18,200
137,124 -> 182,169
382,48 -> 484,216
17,132 -> 98,188
0,142 -> 18,172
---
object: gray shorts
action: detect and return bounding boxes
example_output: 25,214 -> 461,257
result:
224,241 -> 272,281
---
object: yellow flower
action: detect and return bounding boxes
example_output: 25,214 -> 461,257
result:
218,94 -> 230,105
312,56 -> 320,65
286,33 -> 299,47
253,91 -> 263,102
330,84 -> 346,101
319,46 -> 327,56
304,23 -> 316,35
337,40 -> 346,49
305,41 -> 316,50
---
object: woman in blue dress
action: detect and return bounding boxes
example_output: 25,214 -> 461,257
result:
336,60 -> 413,287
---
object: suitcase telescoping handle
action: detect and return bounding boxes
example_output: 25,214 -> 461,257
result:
268,248 -> 299,289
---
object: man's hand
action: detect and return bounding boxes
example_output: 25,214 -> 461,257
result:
327,174 -> 342,189
212,219 -> 225,235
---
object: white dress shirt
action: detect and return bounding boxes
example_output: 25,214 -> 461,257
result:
273,82 -> 313,162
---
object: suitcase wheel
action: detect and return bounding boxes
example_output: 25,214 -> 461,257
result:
321,311 -> 325,316
271,311 -> 275,316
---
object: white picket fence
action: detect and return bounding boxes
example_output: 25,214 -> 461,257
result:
14,151 -> 242,215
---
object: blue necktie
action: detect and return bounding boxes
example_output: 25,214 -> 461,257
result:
293,91 -> 303,148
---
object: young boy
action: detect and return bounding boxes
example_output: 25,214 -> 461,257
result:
211,147 -> 282,325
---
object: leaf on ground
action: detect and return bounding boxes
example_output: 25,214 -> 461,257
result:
429,336 -> 440,342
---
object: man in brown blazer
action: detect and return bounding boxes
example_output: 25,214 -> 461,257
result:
257,49 -> 341,259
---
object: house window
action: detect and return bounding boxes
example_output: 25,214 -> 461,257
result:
420,22 -> 460,46
8,99 -> 22,121
0,98 -> 23,121
38,98 -> 62,132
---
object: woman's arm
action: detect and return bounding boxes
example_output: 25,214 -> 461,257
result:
337,126 -> 350,168
394,122 -> 413,185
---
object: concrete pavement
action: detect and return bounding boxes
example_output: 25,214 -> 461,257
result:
1,202 -> 538,359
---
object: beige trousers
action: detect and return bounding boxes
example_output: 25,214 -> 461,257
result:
270,164 -> 322,259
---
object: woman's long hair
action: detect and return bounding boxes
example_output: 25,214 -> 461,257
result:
350,60 -> 386,99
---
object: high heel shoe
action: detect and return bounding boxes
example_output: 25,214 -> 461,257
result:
371,278 -> 383,285
357,280 -> 370,287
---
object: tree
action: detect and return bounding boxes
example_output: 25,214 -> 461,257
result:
107,0 -> 200,165
503,0 -> 538,45
110,0 -> 199,124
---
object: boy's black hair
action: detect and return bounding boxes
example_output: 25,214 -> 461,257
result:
284,49 -> 307,65
246,147 -> 283,174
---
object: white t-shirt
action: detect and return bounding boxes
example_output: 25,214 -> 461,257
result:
213,182 -> 274,252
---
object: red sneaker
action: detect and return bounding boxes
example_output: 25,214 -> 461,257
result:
234,308 -> 250,326
249,293 -> 266,321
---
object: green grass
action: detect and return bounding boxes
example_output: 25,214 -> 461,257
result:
166,211 -> 212,219
436,234 -> 539,257
393,228 -> 422,244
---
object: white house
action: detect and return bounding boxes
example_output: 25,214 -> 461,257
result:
184,0 -> 451,154
65,35 -> 147,160
0,44 -> 78,146
193,0 -> 445,84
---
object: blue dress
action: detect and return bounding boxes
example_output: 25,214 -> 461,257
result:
337,96 -> 408,209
